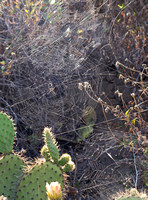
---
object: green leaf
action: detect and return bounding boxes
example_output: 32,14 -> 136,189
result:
0,61 -> 6,65
131,118 -> 136,125
125,110 -> 129,118
118,4 -> 125,10
77,29 -> 83,34
25,9 -> 29,13
31,7 -> 35,15
129,141 -> 133,146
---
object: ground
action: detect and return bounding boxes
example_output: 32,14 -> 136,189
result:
0,0 -> 147,199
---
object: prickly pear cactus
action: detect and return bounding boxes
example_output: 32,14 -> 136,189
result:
77,125 -> 93,142
42,128 -> 75,172
16,127 -> 75,200
0,112 -> 16,154
0,123 -> 75,200
43,127 -> 59,163
16,160 -> 64,200
77,106 -> 96,142
118,197 -> 143,200
0,154 -> 25,200
115,188 -> 147,200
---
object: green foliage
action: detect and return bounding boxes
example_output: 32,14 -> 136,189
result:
118,4 -> 125,10
0,112 -> 16,154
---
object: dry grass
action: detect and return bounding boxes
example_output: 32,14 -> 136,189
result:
0,0 -> 147,199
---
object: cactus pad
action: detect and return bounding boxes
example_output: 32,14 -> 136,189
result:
16,161 -> 64,200
43,128 -> 59,163
77,125 -> 93,142
118,197 -> 143,200
0,112 -> 15,154
115,188 -> 147,200
0,154 -> 25,200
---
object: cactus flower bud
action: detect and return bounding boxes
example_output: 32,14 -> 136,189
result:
62,160 -> 75,172
46,182 -> 63,200
0,196 -> 7,200
58,153 -> 71,166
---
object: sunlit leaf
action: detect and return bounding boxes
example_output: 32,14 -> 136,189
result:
118,4 -> 125,10
117,18 -> 121,23
25,9 -> 29,13
31,8 -> 35,15
11,52 -> 15,55
129,141 -> 133,146
77,29 -> 83,34
131,118 -> 136,125
0,61 -> 6,65
125,110 -> 129,116
26,13 -> 29,18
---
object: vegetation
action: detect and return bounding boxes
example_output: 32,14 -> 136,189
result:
0,0 -> 147,199
0,112 -> 75,199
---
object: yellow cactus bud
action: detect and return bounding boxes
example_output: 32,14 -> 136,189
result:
46,182 -> 63,200
58,153 -> 71,166
62,160 -> 75,172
